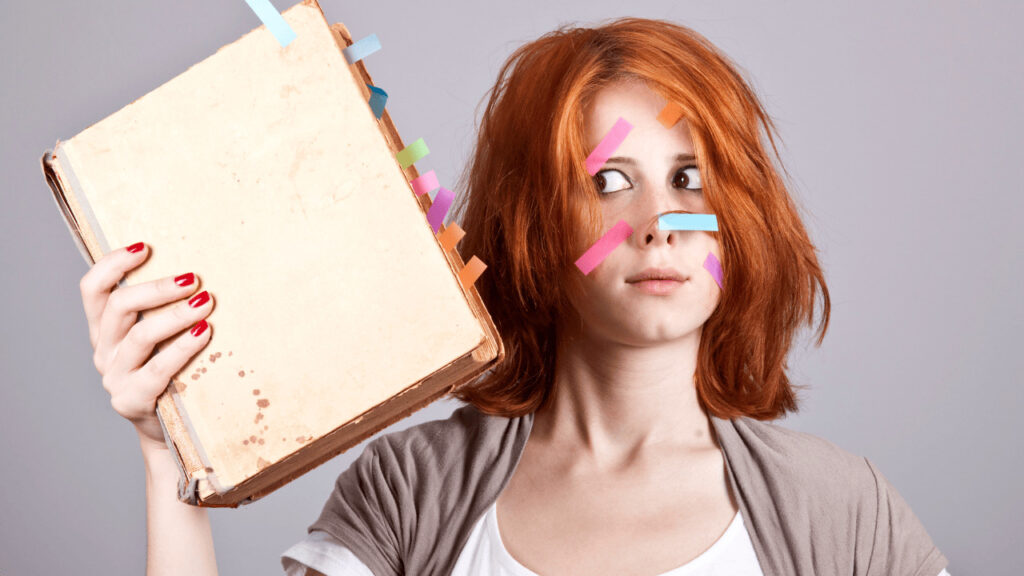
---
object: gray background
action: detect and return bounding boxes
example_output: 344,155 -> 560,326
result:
2,0 -> 1021,574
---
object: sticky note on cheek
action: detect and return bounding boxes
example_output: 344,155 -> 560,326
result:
703,252 -> 723,289
575,220 -> 634,275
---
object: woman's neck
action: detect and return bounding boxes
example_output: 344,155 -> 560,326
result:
531,322 -> 717,471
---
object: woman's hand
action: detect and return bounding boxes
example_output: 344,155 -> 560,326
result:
79,242 -> 214,449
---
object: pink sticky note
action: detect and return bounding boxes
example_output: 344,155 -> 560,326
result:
703,252 -> 723,289
427,187 -> 455,233
585,117 -> 633,176
575,220 -> 634,275
411,170 -> 439,197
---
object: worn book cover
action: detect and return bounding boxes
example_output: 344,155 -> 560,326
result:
40,0 -> 502,507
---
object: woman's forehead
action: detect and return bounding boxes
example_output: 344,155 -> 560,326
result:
584,81 -> 696,160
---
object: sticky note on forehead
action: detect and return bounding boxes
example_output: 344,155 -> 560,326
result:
575,219 -> 634,275
585,117 -> 633,176
657,101 -> 685,129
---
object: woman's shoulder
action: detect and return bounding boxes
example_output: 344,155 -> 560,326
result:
338,402 -> 531,501
303,403 -> 531,575
715,415 -> 885,510
717,416 -> 948,574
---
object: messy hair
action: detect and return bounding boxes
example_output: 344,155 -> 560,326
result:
449,17 -> 830,420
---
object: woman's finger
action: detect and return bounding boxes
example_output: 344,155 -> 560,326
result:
106,283 -> 213,378
79,242 -> 149,350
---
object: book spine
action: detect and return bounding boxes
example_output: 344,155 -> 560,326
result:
39,145 -> 96,267
42,142 -> 218,504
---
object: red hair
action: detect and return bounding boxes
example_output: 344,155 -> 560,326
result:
449,17 -> 830,421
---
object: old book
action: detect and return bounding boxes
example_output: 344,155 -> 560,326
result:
39,0 -> 502,507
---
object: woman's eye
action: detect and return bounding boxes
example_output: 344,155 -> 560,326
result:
593,169 -> 632,194
673,166 -> 702,190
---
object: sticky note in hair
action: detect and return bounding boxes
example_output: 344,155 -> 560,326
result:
657,101 -> 685,129
244,0 -> 297,47
659,213 -> 718,231
575,219 -> 634,275
427,187 -> 455,233
397,138 -> 429,169
367,85 -> 388,119
458,256 -> 487,290
343,33 -> 381,64
703,252 -> 723,289
585,117 -> 633,176
411,170 -> 440,196
438,222 -> 466,252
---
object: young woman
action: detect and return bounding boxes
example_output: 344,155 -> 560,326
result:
78,16 -> 950,576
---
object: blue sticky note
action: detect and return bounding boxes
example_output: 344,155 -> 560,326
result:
244,0 -> 297,47
343,33 -> 382,65
367,84 -> 388,119
658,213 -> 719,231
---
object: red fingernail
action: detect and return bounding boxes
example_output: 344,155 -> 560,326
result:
189,291 -> 210,308
175,273 -> 195,287
191,320 -> 208,337
126,242 -> 145,253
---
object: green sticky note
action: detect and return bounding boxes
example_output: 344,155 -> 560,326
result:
396,138 -> 429,169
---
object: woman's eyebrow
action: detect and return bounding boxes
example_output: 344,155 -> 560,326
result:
604,153 -> 697,165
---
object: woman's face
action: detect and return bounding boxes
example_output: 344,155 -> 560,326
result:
568,79 -> 721,346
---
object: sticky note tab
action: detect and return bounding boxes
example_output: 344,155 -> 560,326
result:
458,256 -> 487,290
575,219 -> 634,275
438,222 -> 466,252
367,84 -> 388,119
411,170 -> 440,196
703,252 -> 723,289
244,0 -> 297,47
343,33 -> 382,65
658,213 -> 719,231
657,101 -> 685,129
586,117 -> 633,176
427,187 -> 455,233
397,138 -> 429,169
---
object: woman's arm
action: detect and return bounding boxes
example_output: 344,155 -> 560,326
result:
141,435 -> 218,576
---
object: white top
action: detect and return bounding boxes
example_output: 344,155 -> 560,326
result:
281,499 -> 954,575
283,500 -> 770,575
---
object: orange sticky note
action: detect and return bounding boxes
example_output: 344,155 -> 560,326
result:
458,255 -> 487,290
657,101 -> 684,129
438,223 -> 466,252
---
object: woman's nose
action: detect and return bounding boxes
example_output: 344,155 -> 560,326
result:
629,187 -> 686,247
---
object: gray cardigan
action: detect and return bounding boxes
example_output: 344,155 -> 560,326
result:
307,403 -> 948,575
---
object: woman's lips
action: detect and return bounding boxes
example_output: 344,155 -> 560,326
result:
627,278 -> 687,295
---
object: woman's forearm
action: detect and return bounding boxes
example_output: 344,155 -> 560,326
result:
140,435 -> 219,576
